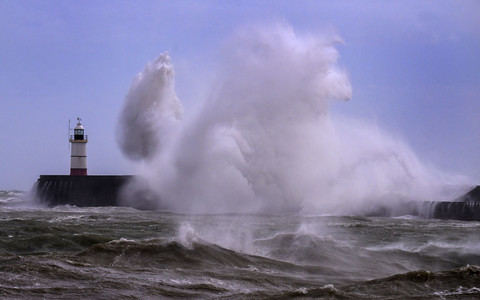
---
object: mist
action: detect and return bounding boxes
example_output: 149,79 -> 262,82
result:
116,53 -> 183,161
116,23 -> 471,214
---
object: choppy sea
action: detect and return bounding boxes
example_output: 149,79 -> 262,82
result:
1,190 -> 480,299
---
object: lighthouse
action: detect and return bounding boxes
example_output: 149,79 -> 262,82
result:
35,117 -> 136,208
69,118 -> 88,176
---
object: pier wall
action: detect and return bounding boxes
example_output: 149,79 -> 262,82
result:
429,186 -> 480,221
430,201 -> 480,221
35,175 -> 133,207
34,176 -> 480,221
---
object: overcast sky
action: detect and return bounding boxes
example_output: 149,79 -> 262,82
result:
0,0 -> 479,190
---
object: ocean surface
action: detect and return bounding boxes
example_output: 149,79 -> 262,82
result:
1,190 -> 480,299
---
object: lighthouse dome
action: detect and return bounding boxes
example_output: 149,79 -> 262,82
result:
73,118 -> 85,139
75,118 -> 84,130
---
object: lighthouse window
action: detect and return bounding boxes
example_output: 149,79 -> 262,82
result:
75,129 -> 84,135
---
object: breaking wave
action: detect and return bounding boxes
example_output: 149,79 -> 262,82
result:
116,23 -> 471,214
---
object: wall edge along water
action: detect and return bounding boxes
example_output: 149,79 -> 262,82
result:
35,175 -> 134,207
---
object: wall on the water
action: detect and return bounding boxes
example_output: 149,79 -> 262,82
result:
340,186 -> 480,221
35,176 -> 480,221
421,186 -> 480,221
434,186 -> 480,221
35,175 -> 133,207
430,201 -> 480,221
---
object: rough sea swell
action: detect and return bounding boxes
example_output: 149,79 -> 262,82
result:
2,193 -> 480,299
7,23 -> 480,298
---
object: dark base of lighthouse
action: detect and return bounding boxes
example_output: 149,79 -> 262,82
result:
35,175 -> 133,207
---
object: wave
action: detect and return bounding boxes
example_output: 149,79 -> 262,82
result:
0,190 -> 25,197
0,190 -> 26,206
2,233 -> 480,298
340,265 -> 480,299
244,265 -> 480,299
73,237 -> 362,289
76,238 -> 285,270
1,231 -> 113,255
253,232 -> 354,266
0,215 -> 116,255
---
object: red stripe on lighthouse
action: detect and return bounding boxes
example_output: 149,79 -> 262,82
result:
70,169 -> 87,176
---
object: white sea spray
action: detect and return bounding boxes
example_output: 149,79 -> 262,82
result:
116,23 -> 471,214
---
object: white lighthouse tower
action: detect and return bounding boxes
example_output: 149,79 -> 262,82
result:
69,118 -> 88,176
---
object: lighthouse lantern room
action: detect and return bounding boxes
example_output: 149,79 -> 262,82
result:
69,118 -> 88,176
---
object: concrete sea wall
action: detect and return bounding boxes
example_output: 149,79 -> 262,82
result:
34,175 -> 480,221
429,201 -> 480,221
35,175 -> 133,207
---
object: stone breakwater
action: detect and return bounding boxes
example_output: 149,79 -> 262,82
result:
35,175 -> 133,207
34,175 -> 480,221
